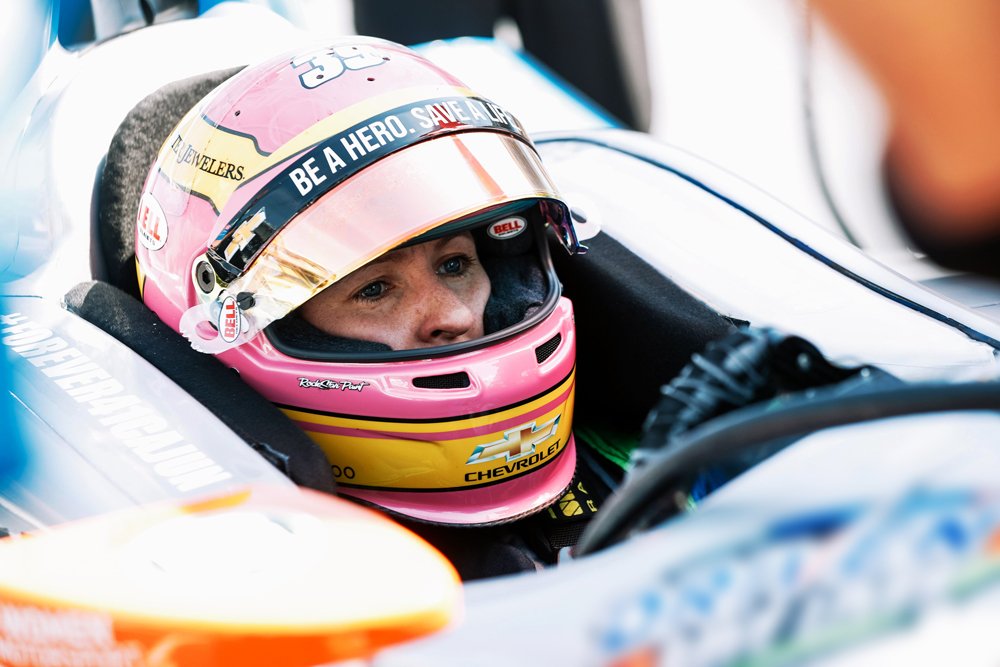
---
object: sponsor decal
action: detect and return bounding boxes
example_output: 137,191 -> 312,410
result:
292,44 -> 385,89
596,491 -> 1000,665
547,480 -> 598,519
0,602 -> 145,666
284,97 -> 518,197
487,216 -> 527,240
466,416 -> 560,465
167,133 -> 246,182
0,312 -> 233,492
222,208 -> 270,264
298,378 -> 368,392
157,78 -> 527,239
464,416 -> 561,483
217,296 -> 242,344
136,193 -> 168,251
210,95 -> 525,280
331,465 -> 355,479
154,115 -> 267,215
283,369 -> 576,491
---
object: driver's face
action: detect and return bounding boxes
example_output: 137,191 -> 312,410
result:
300,232 -> 491,350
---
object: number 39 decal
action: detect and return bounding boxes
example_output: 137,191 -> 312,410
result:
291,45 -> 385,89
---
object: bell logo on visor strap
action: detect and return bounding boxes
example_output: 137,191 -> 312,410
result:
217,295 -> 242,344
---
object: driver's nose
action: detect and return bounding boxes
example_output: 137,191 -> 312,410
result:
413,282 -> 478,346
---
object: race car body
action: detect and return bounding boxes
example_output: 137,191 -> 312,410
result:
2,2 -> 1000,665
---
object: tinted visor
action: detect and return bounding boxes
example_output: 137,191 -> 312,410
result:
180,132 -> 579,353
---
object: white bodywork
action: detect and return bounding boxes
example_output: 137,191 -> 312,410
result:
2,3 -> 1000,665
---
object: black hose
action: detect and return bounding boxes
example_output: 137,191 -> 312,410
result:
575,381 -> 1000,556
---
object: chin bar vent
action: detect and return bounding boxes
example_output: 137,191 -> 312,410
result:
535,333 -> 562,364
412,371 -> 471,389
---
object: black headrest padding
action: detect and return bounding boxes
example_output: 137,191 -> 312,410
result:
552,233 -> 737,428
63,281 -> 335,494
475,215 -> 549,334
97,67 -> 243,296
481,253 -> 547,333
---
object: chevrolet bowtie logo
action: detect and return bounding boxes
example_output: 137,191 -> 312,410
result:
224,207 -> 266,261
466,416 -> 561,466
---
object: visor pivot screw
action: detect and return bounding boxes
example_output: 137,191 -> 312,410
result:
195,261 -> 215,293
796,352 -> 812,372
236,292 -> 256,310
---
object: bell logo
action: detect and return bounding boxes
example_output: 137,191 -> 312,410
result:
137,193 -> 168,251
466,415 -> 561,465
218,295 -> 242,344
487,216 -> 527,240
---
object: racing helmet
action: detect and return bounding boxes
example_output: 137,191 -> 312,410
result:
135,38 -> 584,526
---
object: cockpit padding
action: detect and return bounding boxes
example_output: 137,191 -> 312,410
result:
552,233 -> 737,428
64,280 -> 336,494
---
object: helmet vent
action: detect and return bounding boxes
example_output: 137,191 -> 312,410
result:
535,333 -> 562,364
412,372 -> 471,389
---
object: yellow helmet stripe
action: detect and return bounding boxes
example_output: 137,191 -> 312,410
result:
279,368 -> 575,435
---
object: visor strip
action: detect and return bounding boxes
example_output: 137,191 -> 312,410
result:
208,95 -> 531,283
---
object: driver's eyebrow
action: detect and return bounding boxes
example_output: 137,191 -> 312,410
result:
379,236 -> 460,263
363,253 -> 398,268
357,235 -> 466,274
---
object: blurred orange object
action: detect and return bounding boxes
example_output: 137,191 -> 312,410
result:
0,485 -> 461,666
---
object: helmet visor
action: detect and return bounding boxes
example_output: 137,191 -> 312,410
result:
180,132 -> 578,353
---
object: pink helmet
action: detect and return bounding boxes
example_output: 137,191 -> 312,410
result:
135,38 -> 584,526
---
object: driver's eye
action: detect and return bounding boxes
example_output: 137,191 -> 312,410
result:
439,255 -> 468,275
357,281 -> 387,300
